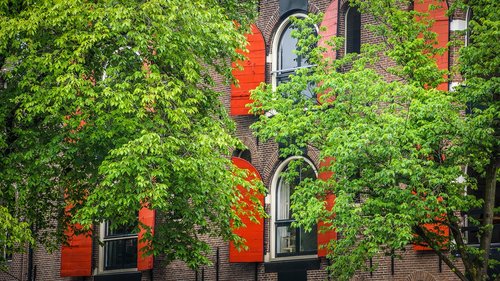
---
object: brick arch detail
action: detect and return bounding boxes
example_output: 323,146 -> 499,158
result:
309,3 -> 321,14
406,270 -> 438,281
237,135 -> 259,161
260,2 -> 326,49
339,0 -> 351,13
260,145 -> 280,188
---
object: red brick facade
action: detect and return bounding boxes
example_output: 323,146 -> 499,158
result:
1,0 -> 472,280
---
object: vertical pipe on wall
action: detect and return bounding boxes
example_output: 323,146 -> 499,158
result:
439,255 -> 442,272
327,258 -> 332,281
391,255 -> 395,275
255,263 -> 258,281
27,246 -> 33,281
370,258 -> 373,277
216,247 -> 220,281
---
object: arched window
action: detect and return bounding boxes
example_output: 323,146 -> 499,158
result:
272,14 -> 316,99
271,157 -> 317,258
345,6 -> 361,54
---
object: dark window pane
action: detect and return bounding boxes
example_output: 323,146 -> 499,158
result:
465,168 -> 500,244
346,7 -> 361,54
300,225 -> 317,252
104,238 -> 138,270
106,221 -> 136,237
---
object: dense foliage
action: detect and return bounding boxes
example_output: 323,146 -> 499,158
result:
0,0 -> 260,268
250,0 -> 498,280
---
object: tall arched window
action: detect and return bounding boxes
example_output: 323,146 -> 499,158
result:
345,6 -> 361,54
272,14 -> 316,99
271,157 -> 317,258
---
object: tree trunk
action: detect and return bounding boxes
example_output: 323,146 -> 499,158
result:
478,157 -> 498,279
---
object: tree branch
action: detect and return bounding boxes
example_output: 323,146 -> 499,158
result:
415,225 -> 469,281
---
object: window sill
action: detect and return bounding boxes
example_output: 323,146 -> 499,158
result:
264,257 -> 320,273
96,268 -> 138,275
94,271 -> 142,281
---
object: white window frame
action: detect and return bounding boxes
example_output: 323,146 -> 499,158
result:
98,221 -> 138,273
270,13 -> 319,91
465,7 -> 472,46
267,156 -> 318,261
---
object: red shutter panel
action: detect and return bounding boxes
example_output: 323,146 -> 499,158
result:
319,0 -> 339,61
60,225 -> 92,277
413,222 -> 449,251
230,25 -> 265,116
413,0 -> 449,252
317,157 -> 337,257
317,0 -> 339,104
414,0 -> 449,91
229,157 -> 264,262
137,207 -> 155,270
413,195 -> 449,251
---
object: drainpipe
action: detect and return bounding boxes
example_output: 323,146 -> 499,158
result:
27,246 -> 33,281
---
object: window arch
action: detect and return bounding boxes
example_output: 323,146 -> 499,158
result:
272,14 -> 317,99
232,149 -> 252,163
345,6 -> 361,54
270,156 -> 318,258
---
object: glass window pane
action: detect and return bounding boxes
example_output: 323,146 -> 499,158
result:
277,179 -> 291,220
104,238 -> 138,270
278,25 -> 299,71
277,224 -> 296,254
300,225 -> 317,252
106,221 -> 136,237
346,7 -> 361,54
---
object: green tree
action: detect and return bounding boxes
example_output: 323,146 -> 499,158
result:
250,0 -> 498,280
0,0 -> 261,269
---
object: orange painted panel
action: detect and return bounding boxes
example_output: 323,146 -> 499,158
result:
60,225 -> 92,277
317,157 -> 337,257
229,157 -> 264,262
413,221 -> 449,251
230,25 -> 266,116
318,0 -> 339,104
137,207 -> 155,270
415,0 -> 449,90
319,0 -> 339,61
412,193 -> 449,251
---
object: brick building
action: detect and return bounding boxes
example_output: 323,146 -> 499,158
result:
1,0 -> 496,281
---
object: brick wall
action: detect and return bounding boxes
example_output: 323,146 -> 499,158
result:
0,1 -> 471,281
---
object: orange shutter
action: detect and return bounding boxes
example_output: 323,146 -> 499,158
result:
230,24 -> 265,116
412,194 -> 449,251
317,0 -> 339,104
137,207 -> 155,270
413,222 -> 449,251
414,0 -> 449,91
319,0 -> 339,61
317,157 -> 337,257
229,157 -> 264,262
60,225 -> 92,277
